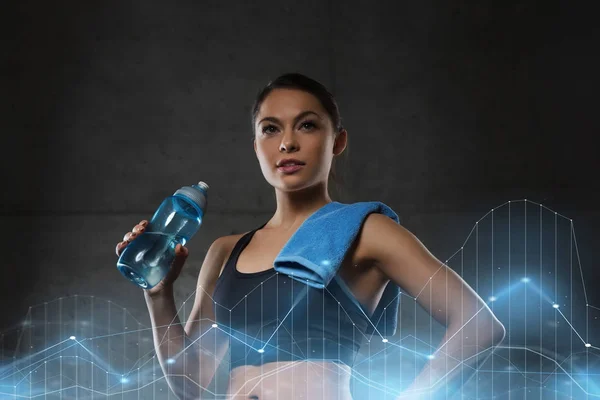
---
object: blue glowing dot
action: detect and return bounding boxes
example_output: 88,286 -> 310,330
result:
382,338 -> 388,343
120,377 -> 129,384
258,349 -> 265,353
585,343 -> 591,348
489,296 -> 497,302
70,336 -> 76,340
427,355 -> 435,360
321,260 -> 331,266
521,277 -> 530,283
212,324 -> 218,328
553,304 -> 559,309
166,358 -> 176,364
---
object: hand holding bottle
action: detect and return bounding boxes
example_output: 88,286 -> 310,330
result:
115,181 -> 208,291
115,220 -> 189,297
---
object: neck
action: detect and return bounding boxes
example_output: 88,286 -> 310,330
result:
268,182 -> 333,230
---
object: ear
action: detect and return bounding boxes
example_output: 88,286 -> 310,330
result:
253,138 -> 257,154
333,129 -> 348,156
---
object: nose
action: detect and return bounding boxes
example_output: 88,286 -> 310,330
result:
279,130 -> 299,153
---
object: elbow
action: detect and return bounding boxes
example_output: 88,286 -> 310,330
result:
469,309 -> 505,350
472,301 -> 505,348
487,306 -> 506,346
481,312 -> 505,349
490,320 -> 506,346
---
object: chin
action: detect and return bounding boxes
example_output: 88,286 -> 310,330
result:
266,176 -> 310,192
279,179 -> 325,194
276,182 -> 310,192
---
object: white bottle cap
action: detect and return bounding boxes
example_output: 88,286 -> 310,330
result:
197,181 -> 209,190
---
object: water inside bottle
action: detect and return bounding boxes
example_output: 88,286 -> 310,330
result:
117,193 -> 204,289
117,232 -> 186,289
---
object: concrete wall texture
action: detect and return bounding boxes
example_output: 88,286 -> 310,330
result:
2,1 -> 599,398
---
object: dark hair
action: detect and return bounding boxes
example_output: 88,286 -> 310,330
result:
251,73 -> 348,200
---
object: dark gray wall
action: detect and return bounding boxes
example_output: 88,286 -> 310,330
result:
2,1 -> 599,399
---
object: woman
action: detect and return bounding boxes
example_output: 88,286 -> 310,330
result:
115,73 -> 505,400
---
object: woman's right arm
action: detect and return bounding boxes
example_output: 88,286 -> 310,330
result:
141,236 -> 231,399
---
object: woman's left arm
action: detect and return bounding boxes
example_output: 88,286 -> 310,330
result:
361,214 -> 506,399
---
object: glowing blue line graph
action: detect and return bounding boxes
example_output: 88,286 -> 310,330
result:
0,199 -> 598,399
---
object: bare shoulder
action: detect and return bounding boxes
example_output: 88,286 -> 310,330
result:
208,232 -> 248,278
359,212 -> 418,261
347,213 -> 405,268
213,232 -> 246,251
362,212 -> 411,239
360,212 -> 449,292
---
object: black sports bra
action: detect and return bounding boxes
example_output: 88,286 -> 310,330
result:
212,224 -> 372,370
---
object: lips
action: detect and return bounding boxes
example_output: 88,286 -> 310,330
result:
276,158 -> 305,167
277,164 -> 304,173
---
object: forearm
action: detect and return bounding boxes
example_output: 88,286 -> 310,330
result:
401,307 -> 505,399
144,289 -> 204,399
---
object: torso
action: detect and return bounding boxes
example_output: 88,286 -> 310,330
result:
214,220 -> 388,399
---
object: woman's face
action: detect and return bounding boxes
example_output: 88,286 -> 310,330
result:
253,88 -> 346,192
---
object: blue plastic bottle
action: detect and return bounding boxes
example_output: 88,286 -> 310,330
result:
117,181 -> 209,289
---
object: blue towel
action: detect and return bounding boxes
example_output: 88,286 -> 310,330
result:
274,201 -> 401,337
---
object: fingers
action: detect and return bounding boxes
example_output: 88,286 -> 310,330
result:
122,231 -> 136,241
173,243 -> 189,262
177,243 -> 188,257
115,241 -> 128,256
115,220 -> 149,256
172,243 -> 189,269
128,220 -> 148,237
160,243 -> 188,285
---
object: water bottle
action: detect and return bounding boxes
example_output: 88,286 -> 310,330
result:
117,181 -> 209,289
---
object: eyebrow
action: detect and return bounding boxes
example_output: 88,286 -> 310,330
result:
257,110 -> 321,126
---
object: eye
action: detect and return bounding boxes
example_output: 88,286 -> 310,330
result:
262,124 -> 278,134
300,121 -> 316,131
